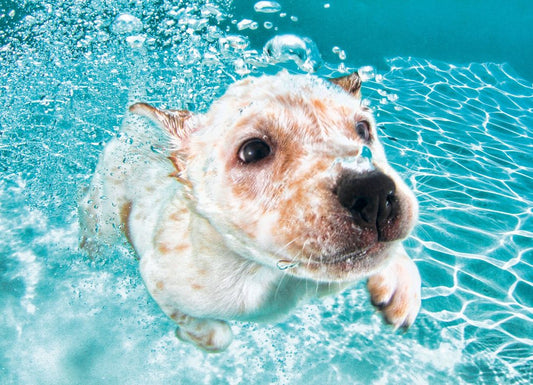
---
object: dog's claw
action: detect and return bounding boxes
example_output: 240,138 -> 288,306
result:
367,252 -> 421,330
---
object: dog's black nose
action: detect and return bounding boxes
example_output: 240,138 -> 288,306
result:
335,171 -> 397,238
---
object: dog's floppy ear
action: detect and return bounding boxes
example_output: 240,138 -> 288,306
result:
129,102 -> 193,139
329,72 -> 362,98
129,102 -> 193,187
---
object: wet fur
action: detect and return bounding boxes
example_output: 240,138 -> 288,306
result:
79,71 -> 421,352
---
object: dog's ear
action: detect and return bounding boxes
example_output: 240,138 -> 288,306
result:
329,72 -> 362,98
129,102 -> 193,139
129,102 -> 193,187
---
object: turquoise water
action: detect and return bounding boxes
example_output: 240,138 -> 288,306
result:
1,1 -> 532,384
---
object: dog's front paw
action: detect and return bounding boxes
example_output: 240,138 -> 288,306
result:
175,318 -> 233,353
367,251 -> 421,329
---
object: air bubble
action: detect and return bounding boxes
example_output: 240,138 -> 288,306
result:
263,34 -> 323,73
234,58 -> 251,76
110,13 -> 143,35
237,19 -> 258,31
264,21 -> 273,29
126,35 -> 146,49
254,1 -> 282,13
358,65 -> 376,81
219,35 -> 249,53
276,260 -> 299,270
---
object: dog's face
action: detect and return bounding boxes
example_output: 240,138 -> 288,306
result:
132,72 -> 418,282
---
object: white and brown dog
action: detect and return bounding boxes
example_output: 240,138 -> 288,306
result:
79,71 -> 421,352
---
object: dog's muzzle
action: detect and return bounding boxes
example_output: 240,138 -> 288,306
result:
335,170 -> 399,242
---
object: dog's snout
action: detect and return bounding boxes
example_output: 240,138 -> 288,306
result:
336,171 -> 397,239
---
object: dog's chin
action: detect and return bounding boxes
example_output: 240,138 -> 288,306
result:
279,241 -> 398,282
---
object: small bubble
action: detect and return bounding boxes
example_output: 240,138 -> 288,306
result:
332,46 -> 340,54
126,35 -> 146,49
263,21 -> 273,29
279,12 -> 287,18
324,3 -> 331,8
387,93 -> 399,102
358,65 -> 376,81
276,260 -> 299,270
220,35 -> 249,51
237,19 -> 258,31
290,16 -> 298,22
338,50 -> 346,60
234,58 -> 251,76
111,13 -> 143,35
254,1 -> 282,13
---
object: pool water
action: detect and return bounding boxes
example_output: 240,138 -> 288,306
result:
1,1 -> 532,384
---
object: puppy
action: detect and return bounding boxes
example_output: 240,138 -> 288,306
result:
79,71 -> 421,352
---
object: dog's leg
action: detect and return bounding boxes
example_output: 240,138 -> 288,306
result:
170,310 -> 233,353
78,172 -> 121,256
367,245 -> 421,329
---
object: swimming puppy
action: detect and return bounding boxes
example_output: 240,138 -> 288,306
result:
79,71 -> 421,352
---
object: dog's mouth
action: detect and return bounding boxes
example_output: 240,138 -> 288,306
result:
275,241 -> 391,279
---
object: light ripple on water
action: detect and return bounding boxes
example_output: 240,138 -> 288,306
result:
1,1 -> 533,384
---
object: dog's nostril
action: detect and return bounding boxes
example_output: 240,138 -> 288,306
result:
336,171 -> 397,231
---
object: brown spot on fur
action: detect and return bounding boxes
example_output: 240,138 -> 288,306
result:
206,330 -> 215,348
191,284 -> 204,291
171,311 -> 189,323
169,207 -> 188,221
156,281 -> 164,290
157,244 -> 168,254
311,98 -> 327,113
119,201 -> 133,245
157,242 -> 190,255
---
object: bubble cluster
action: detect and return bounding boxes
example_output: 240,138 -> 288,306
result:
263,34 -> 323,72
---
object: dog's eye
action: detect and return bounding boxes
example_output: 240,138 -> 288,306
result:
238,139 -> 271,164
356,121 -> 371,142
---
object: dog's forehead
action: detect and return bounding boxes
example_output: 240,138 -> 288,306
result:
207,73 -> 369,140
223,73 -> 356,110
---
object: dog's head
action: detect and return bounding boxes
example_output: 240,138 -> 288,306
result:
131,71 -> 418,282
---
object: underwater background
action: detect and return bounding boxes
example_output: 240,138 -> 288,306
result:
1,0 -> 532,384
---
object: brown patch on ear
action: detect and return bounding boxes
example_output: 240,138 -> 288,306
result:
119,200 -> 139,258
129,102 -> 192,139
329,72 -> 362,98
168,153 -> 193,188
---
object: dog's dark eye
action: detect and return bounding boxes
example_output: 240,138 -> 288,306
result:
356,121 -> 371,142
238,139 -> 271,164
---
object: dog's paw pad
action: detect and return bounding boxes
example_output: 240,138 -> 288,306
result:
367,254 -> 421,330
